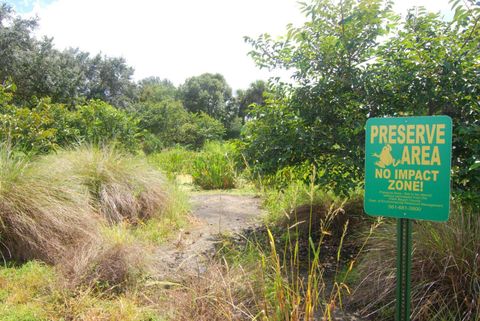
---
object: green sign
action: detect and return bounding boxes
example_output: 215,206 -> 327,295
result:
364,116 -> 452,221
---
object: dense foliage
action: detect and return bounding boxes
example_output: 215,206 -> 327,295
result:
0,84 -> 140,153
243,0 -> 480,199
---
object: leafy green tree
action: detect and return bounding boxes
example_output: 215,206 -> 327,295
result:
179,73 -> 235,123
244,0 -> 394,192
178,112 -> 226,149
0,4 -> 137,108
131,99 -> 189,150
137,77 -> 177,103
363,3 -> 480,202
84,54 -> 137,108
243,0 -> 480,197
236,80 -> 267,123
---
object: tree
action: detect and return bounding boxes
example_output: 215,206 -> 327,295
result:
0,4 -> 137,108
179,73 -> 235,123
84,54 -> 136,108
236,80 -> 267,123
244,0 -> 480,198
244,0 -> 394,192
137,77 -> 177,103
364,4 -> 480,201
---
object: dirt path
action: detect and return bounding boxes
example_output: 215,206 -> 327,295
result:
154,193 -> 262,279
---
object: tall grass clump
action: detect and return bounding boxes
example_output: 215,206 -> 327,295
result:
191,141 -> 238,190
36,146 -> 170,225
0,148 -> 99,264
262,177 -> 365,241
352,203 -> 480,321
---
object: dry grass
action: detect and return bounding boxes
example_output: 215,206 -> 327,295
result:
0,149 -> 99,264
60,231 -> 150,293
159,262 -> 260,321
36,146 -> 169,225
352,204 -> 480,321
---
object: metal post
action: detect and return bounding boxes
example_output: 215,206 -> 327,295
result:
396,218 -> 413,321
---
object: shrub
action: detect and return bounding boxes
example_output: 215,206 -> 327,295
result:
148,146 -> 196,180
133,100 -> 226,152
36,146 -> 169,225
352,203 -> 480,321
0,147 -> 99,264
71,100 -> 140,152
191,142 -> 237,190
0,98 -> 76,154
0,93 -> 141,154
132,99 -> 189,152
178,112 -> 226,149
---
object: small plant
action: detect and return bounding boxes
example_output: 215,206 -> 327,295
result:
191,142 -> 237,190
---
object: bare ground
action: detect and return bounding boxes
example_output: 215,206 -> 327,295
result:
154,193 -> 262,279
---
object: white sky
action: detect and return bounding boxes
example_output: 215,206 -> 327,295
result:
16,0 -> 453,91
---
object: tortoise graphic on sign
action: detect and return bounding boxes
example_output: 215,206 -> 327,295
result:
372,144 -> 400,168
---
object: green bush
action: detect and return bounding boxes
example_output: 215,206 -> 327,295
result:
178,112 -> 226,149
0,86 -> 141,154
191,141 -> 237,189
132,99 -> 189,151
71,100 -> 140,152
352,203 -> 480,321
0,98 -> 76,154
133,100 -> 226,152
148,146 -> 196,180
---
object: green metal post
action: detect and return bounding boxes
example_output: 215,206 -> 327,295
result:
396,218 -> 413,321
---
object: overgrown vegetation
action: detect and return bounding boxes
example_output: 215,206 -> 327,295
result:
191,142 -> 238,190
0,0 -> 478,320
0,145 -> 189,320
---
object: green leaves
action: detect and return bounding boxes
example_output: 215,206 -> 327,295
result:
0,88 -> 141,154
243,0 -> 480,199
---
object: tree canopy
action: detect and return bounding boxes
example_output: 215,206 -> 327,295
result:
242,0 -> 480,198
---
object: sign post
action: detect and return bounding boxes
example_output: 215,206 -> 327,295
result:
364,116 -> 452,321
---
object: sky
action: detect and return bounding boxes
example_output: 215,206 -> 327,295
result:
7,0 -> 453,92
